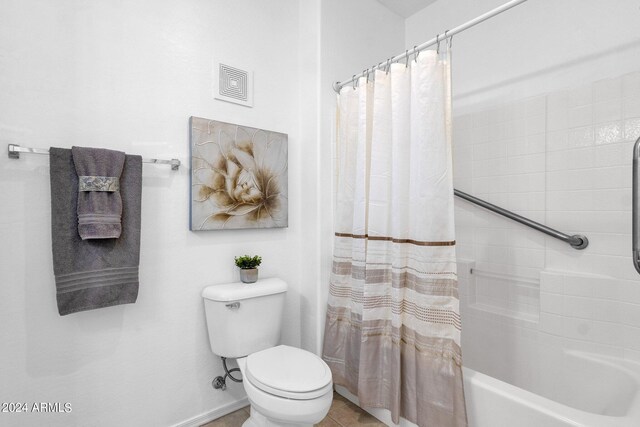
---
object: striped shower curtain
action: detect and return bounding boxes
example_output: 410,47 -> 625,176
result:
322,48 -> 467,427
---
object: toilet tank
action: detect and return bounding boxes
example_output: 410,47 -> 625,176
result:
202,278 -> 287,358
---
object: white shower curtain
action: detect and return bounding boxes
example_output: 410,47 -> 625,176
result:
322,48 -> 467,426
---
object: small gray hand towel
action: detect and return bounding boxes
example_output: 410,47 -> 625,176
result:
50,147 -> 142,316
72,146 -> 126,239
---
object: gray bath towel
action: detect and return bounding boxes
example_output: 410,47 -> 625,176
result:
72,146 -> 126,239
50,147 -> 142,316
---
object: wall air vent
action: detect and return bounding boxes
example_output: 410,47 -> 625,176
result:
214,62 -> 253,107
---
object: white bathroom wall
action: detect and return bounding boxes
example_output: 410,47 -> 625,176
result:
312,2 -> 408,426
404,0 -> 640,387
297,0 -> 324,355
0,1 -> 306,426
6,0 -> 638,425
310,0 -> 406,354
406,0 -> 640,112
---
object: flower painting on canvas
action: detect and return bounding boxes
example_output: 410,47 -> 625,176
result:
189,117 -> 288,230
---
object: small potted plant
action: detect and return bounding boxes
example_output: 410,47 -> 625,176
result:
235,255 -> 262,283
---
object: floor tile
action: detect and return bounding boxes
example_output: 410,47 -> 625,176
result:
204,392 -> 385,427
315,416 -> 342,426
200,407 -> 249,427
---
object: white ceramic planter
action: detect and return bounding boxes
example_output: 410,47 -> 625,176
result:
240,268 -> 258,283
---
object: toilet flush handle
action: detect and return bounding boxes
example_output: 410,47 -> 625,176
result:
225,302 -> 240,310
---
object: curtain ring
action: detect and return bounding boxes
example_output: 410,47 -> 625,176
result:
364,69 -> 369,83
352,75 -> 357,90
385,58 -> 392,74
447,32 -> 454,49
442,30 -> 450,51
405,50 -> 409,68
436,34 -> 441,54
413,45 -> 419,63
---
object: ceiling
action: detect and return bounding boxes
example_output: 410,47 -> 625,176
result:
376,0 -> 439,18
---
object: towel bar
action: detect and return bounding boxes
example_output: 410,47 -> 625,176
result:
7,144 -> 181,171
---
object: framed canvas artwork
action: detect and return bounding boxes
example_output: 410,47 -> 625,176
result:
190,117 -> 288,230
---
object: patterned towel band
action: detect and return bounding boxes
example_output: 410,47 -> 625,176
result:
78,176 -> 120,192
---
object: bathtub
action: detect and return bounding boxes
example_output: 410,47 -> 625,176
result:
463,351 -> 640,427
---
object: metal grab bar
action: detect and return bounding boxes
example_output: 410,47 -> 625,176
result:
633,137 -> 640,273
454,189 -> 589,250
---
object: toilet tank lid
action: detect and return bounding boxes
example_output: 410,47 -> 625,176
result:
202,278 -> 287,302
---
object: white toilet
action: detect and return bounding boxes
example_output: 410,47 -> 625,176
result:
202,278 -> 333,427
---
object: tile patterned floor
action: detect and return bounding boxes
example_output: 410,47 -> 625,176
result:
201,391 -> 386,427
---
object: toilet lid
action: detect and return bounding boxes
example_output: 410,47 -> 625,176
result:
245,345 -> 332,399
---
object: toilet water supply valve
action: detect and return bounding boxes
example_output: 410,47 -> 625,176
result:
212,357 -> 243,391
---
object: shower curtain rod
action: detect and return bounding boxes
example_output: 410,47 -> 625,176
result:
332,0 -> 528,93
7,144 -> 181,170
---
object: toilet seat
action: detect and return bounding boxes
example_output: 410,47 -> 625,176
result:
245,345 -> 333,400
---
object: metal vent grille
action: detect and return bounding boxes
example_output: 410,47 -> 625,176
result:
219,64 -> 247,101
214,62 -> 253,107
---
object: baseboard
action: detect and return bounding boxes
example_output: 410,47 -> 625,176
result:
171,398 -> 250,427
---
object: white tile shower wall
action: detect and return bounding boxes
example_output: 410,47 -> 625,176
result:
539,271 -> 640,357
454,95 -> 548,319
455,71 -> 640,370
404,0 -> 640,400
546,74 -> 640,278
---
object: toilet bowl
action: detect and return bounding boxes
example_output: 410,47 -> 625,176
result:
201,279 -> 333,427
238,345 -> 333,426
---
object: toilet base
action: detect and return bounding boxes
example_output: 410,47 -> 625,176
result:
236,355 -> 333,426
243,406 -> 313,427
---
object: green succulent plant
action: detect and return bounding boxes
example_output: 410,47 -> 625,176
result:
234,255 -> 262,269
